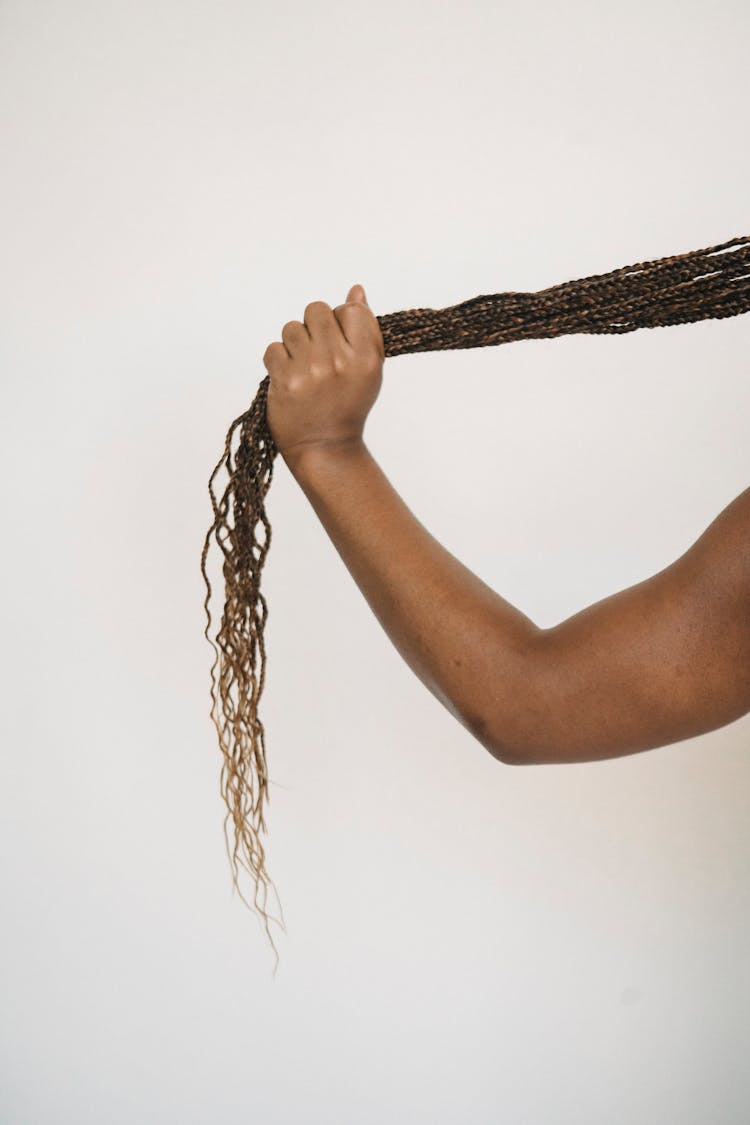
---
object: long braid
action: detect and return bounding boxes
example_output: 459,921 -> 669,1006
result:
200,233 -> 750,972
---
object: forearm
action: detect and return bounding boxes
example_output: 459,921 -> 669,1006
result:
284,439 -> 542,759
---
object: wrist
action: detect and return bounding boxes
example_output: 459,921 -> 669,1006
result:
283,437 -> 369,481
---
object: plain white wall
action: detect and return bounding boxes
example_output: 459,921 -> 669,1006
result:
2,0 -> 749,1121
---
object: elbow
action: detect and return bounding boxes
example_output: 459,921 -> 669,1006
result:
490,739 -> 539,766
465,706 -> 542,766
475,630 -> 554,766
471,722 -> 538,766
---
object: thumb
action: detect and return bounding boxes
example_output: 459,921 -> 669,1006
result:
347,283 -> 368,305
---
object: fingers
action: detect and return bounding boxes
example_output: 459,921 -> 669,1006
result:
303,297 -> 375,352
334,302 -> 383,358
265,295 -> 382,371
281,320 -> 308,357
263,340 -> 288,370
265,311 -> 331,369
304,300 -> 343,348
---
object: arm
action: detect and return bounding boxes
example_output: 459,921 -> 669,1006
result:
263,288 -> 750,766
287,438 -> 750,765
502,484 -> 750,764
284,438 -> 540,751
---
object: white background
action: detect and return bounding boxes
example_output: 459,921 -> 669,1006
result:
2,1 -> 749,1121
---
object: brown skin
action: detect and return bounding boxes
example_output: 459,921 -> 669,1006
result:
264,286 -> 750,765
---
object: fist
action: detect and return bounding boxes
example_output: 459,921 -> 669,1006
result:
263,284 -> 385,467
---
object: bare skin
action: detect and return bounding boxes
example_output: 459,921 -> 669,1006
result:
264,286 -> 750,765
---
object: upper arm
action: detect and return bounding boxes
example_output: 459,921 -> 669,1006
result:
498,487 -> 750,765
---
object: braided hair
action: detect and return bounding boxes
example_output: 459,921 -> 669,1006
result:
200,233 -> 750,973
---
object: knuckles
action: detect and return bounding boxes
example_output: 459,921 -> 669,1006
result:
264,298 -> 385,372
308,357 -> 334,379
263,341 -> 285,365
304,300 -> 332,318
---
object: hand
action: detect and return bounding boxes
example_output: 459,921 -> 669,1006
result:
263,284 -> 385,467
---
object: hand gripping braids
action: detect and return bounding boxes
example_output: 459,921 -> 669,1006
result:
200,233 -> 750,973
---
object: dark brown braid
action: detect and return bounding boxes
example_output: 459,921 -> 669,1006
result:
200,233 -> 750,973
